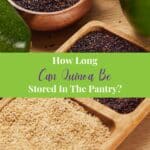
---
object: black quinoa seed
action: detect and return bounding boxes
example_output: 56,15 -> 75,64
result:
70,30 -> 146,114
70,30 -> 145,52
13,0 -> 79,12
94,98 -> 144,114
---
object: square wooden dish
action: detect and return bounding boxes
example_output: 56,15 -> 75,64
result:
56,22 -> 150,149
56,21 -> 150,52
72,98 -> 150,150
0,98 -> 149,150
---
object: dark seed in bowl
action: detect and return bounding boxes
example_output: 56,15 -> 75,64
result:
69,29 -> 146,114
70,30 -> 145,52
94,98 -> 144,114
13,0 -> 80,12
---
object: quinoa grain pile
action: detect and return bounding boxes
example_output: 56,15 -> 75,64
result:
13,0 -> 79,12
70,30 -> 145,52
0,98 -> 111,150
94,98 -> 144,114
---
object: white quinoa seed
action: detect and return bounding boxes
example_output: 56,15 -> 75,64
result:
0,98 -> 111,150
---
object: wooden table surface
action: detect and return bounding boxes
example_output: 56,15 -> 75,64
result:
31,0 -> 150,149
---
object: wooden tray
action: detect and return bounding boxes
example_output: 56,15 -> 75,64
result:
0,98 -> 149,150
0,98 -> 14,111
57,21 -> 150,52
72,98 -> 150,150
55,20 -> 150,149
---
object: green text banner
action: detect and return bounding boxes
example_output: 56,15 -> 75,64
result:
0,53 -> 149,98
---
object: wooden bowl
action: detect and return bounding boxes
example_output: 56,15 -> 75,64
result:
8,0 -> 92,31
57,21 -> 150,52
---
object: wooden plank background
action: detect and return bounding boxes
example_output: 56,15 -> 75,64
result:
31,0 -> 150,149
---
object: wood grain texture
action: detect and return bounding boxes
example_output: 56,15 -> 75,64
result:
31,0 -> 150,52
118,115 -> 150,150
